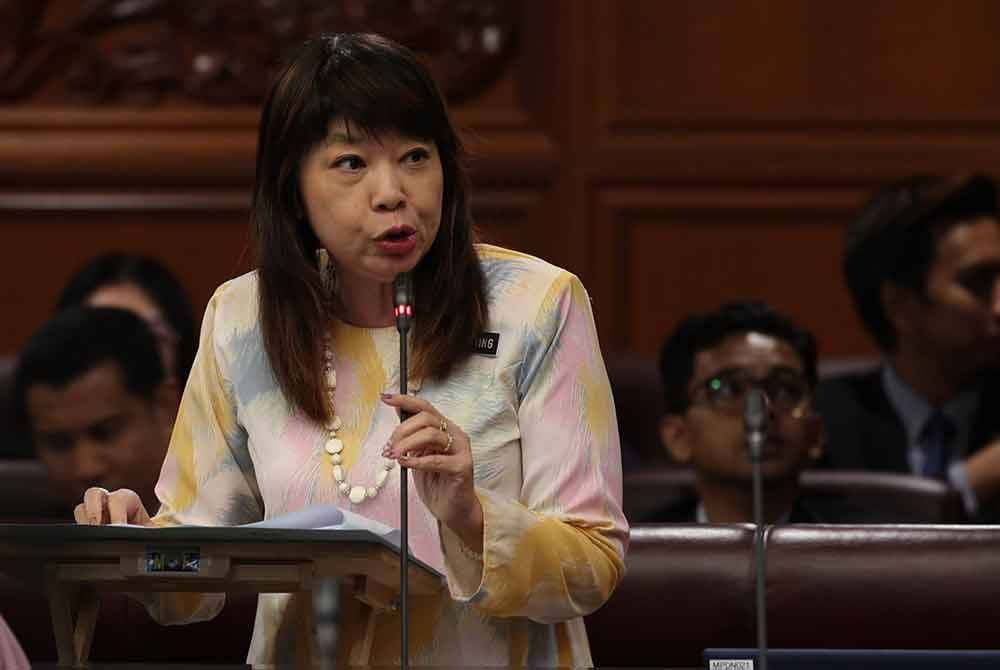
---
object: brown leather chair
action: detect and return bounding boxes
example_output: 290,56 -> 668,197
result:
0,355 -> 30,459
0,459 -> 66,522
588,523 -> 1000,666
622,467 -> 696,522
767,525 -> 1000,650
623,468 -> 965,524
604,351 -> 671,468
585,524 -> 756,668
798,470 -> 966,523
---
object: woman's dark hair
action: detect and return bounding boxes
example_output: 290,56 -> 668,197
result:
56,253 -> 197,384
658,300 -> 818,414
253,33 -> 487,423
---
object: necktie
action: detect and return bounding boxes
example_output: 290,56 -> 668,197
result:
919,411 -> 957,479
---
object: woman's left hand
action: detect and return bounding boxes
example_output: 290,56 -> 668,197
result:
381,393 -> 483,552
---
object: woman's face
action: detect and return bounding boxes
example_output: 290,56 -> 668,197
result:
299,118 -> 444,289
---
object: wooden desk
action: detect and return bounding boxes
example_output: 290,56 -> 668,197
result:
0,524 -> 441,668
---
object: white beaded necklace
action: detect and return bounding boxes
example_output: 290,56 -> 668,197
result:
322,333 -> 400,505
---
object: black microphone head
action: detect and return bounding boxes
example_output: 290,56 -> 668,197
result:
744,388 -> 769,434
393,272 -> 413,308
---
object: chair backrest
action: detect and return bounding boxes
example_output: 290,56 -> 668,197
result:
587,523 -> 1000,666
0,356 -> 29,459
622,467 -> 696,522
767,524 -> 1000,650
799,470 -> 966,523
0,460 -> 65,522
585,524 -> 756,668
604,351 -> 670,468
622,468 -> 965,524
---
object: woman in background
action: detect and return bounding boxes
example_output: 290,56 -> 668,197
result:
57,252 -> 198,387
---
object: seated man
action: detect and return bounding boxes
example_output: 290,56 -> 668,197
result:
818,174 -> 1000,521
655,301 -> 824,523
12,307 -> 177,515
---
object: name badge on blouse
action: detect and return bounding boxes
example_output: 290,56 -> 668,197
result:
473,332 -> 500,357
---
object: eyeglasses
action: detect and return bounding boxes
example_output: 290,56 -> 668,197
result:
688,367 -> 812,415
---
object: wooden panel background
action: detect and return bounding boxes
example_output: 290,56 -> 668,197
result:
3,0 -> 1000,363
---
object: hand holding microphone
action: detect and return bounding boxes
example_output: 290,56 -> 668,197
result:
386,270 -> 482,551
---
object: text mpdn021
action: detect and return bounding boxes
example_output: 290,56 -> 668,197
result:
709,661 -> 754,670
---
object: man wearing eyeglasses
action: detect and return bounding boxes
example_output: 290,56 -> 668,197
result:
818,174 -> 1000,522
655,301 -> 824,523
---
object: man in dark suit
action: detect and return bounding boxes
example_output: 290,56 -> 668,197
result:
817,174 -> 1000,521
654,301 -> 825,523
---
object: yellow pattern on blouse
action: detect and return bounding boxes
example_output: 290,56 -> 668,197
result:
148,244 -> 628,666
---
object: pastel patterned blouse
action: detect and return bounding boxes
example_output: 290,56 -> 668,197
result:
0,614 -> 29,670
148,244 -> 628,666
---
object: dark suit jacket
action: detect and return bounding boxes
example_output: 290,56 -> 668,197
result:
648,494 -> 828,524
816,366 -> 1000,520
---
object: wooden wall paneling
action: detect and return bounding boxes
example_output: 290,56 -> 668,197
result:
581,0 -> 1000,358
12,0 -> 1000,365
0,114 -> 259,187
590,187 -> 876,358
0,195 -> 251,355
583,0 -> 1000,185
594,0 -> 1000,128
0,1 -> 564,358
531,0 -> 592,281
470,189 -> 547,255
455,1 -> 563,267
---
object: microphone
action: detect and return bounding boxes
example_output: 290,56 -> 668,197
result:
744,388 -> 769,463
393,272 -> 413,670
394,272 -> 413,334
744,388 -> 769,670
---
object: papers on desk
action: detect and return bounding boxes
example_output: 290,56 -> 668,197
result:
109,504 -> 401,552
244,504 -> 403,551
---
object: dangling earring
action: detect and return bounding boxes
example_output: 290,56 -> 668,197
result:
316,248 -> 337,296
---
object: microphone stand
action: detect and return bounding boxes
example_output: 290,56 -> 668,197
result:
313,577 -> 339,670
393,273 -> 413,670
745,389 -> 769,670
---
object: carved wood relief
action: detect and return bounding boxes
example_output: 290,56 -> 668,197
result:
0,0 -> 518,105
5,0 -> 999,360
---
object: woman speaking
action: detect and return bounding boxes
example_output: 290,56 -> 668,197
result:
76,32 -> 627,666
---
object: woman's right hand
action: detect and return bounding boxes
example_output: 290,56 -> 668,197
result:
73,487 -> 152,526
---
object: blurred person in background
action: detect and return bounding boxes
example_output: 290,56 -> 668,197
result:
57,252 -> 198,388
12,307 -> 176,515
818,174 -> 1000,521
